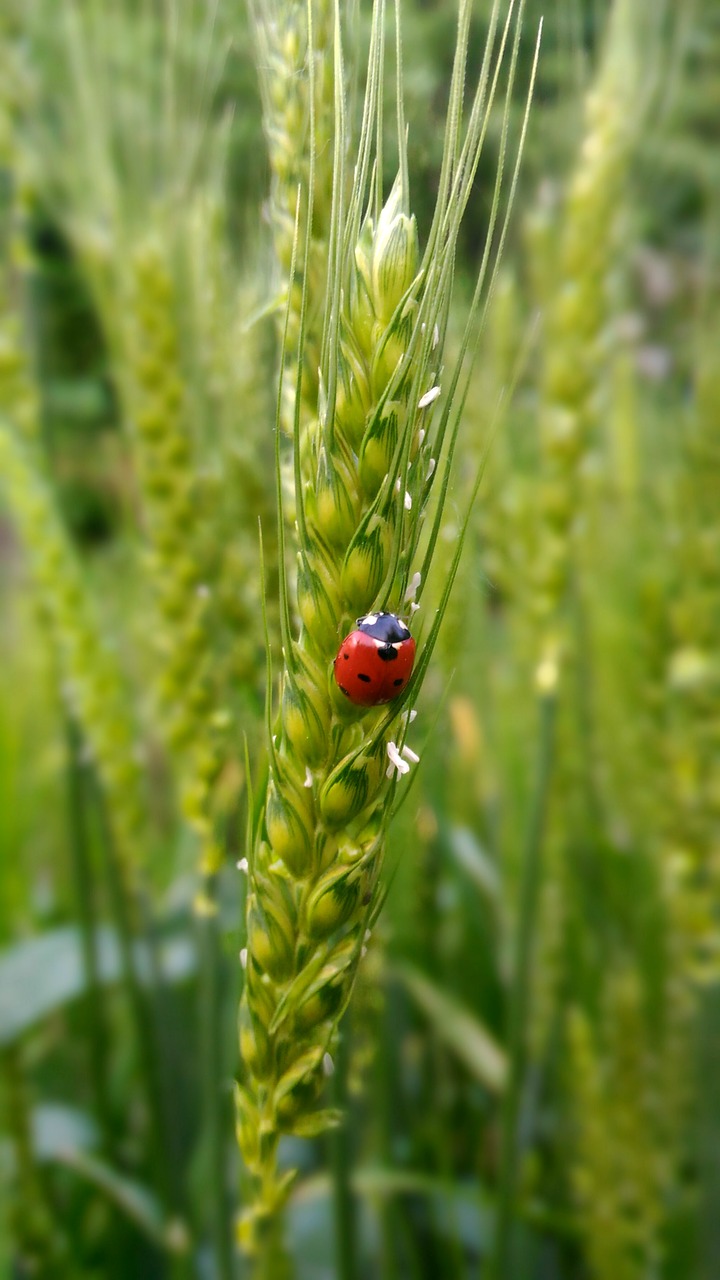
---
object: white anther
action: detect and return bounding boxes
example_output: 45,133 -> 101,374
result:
236,857 -> 249,873
240,948 -> 248,970
402,744 -> 420,764
304,766 -> 313,788
418,429 -> 426,446
386,740 -> 411,779
395,477 -> 402,492
404,490 -> 413,511
404,571 -> 422,603
426,458 -> 436,480
410,602 -> 420,614
418,385 -> 441,409
432,323 -> 440,349
364,929 -> 372,942
322,1052 -> 335,1077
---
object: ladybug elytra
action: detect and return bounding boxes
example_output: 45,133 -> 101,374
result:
333,612 -> 416,707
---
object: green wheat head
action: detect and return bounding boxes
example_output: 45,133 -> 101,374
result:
249,0 -> 336,438
568,961 -> 692,1280
237,0 -> 538,1251
0,424 -> 146,887
1,0 -> 278,894
530,0 -> 642,646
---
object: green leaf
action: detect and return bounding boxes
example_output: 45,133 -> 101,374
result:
448,826 -> 502,907
354,1166 -> 493,1254
1,1105 -> 99,1179
397,962 -> 507,1094
0,925 -> 196,1046
0,926 -> 101,1046
51,1147 -> 189,1252
32,1104 -> 99,1160
157,934 -> 196,983
289,1166 -> 493,1261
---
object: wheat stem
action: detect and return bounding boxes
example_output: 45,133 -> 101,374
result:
89,764 -> 191,1262
329,1027 -> 358,1280
64,714 -> 114,1158
198,909 -> 235,1280
492,682 -> 557,1279
1,1047 -> 70,1275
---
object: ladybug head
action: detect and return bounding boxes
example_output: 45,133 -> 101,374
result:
356,611 -> 412,644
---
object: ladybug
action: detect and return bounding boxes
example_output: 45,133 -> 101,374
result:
334,612 -> 416,707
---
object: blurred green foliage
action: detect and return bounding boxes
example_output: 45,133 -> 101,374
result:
1,1 -> 719,1278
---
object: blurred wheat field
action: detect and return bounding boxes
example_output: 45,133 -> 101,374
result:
1,1 -> 719,1278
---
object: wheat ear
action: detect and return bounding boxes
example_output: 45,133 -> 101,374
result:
249,0 -> 336,438
237,0 -> 536,1252
531,0 -> 641,644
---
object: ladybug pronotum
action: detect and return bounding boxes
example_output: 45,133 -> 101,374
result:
333,612 -> 416,708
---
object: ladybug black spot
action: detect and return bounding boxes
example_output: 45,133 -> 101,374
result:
393,678 -> 404,686
357,673 -> 372,683
343,653 -> 349,659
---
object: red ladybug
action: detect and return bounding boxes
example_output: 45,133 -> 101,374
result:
334,612 -> 416,707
